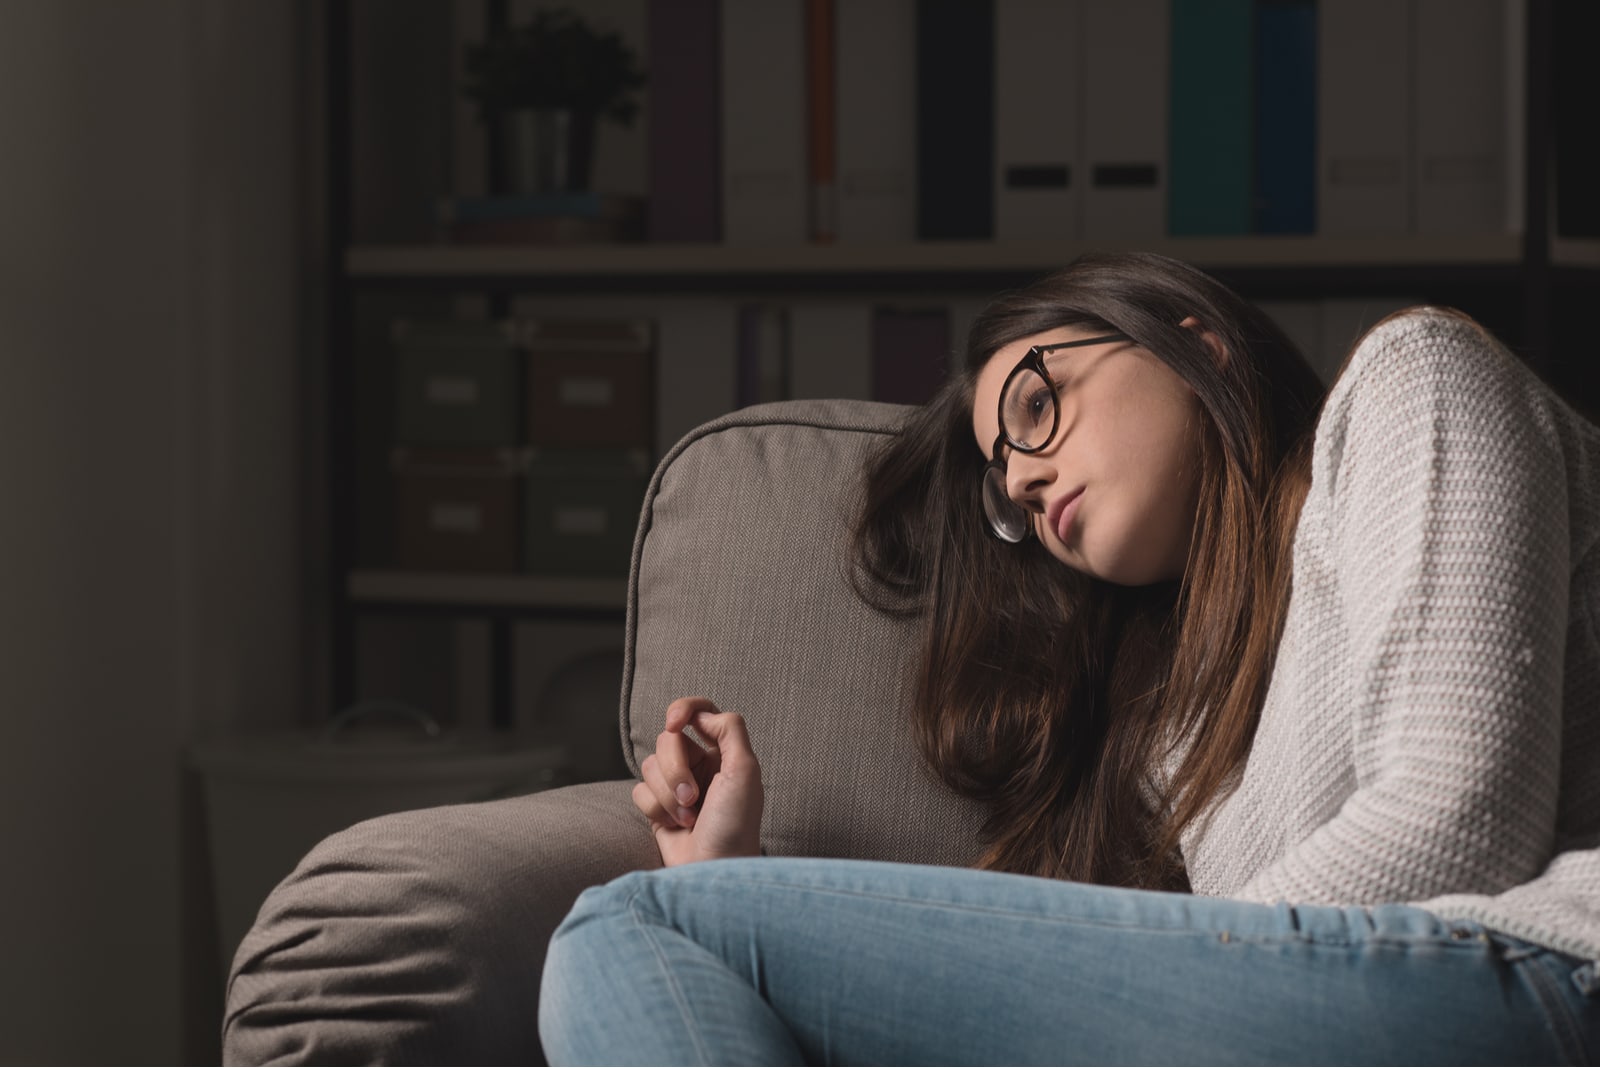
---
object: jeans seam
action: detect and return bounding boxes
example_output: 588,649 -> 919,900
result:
625,884 -> 714,1067
1515,949 -> 1589,1066
703,875 -> 1469,948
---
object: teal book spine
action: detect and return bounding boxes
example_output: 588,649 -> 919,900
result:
1168,0 -> 1254,235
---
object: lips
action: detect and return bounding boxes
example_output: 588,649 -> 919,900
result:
1047,487 -> 1085,543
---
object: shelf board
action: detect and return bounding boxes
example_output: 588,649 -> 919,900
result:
346,234 -> 1525,282
1553,238 -> 1600,268
348,570 -> 628,612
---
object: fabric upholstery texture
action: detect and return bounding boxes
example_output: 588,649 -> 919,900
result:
624,399 -> 986,865
221,399 -> 987,1064
222,780 -> 657,1064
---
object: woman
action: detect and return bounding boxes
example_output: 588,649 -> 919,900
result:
539,253 -> 1600,1064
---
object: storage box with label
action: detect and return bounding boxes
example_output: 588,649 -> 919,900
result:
523,448 -> 651,576
523,317 -> 654,448
392,447 -> 528,572
393,318 -> 521,446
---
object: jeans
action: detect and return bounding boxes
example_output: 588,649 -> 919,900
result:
539,858 -> 1599,1066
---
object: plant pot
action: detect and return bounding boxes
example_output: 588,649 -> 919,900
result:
500,107 -> 597,194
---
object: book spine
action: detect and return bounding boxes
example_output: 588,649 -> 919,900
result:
721,0 -> 808,244
736,305 -> 791,406
1553,0 -> 1599,236
915,0 -> 995,240
1253,0 -> 1318,234
1082,0 -> 1168,238
806,0 -> 837,243
1413,0 -> 1510,234
836,0 -> 917,242
872,306 -> 951,405
1168,0 -> 1253,235
994,0 -> 1083,242
1316,0 -> 1412,235
648,0 -> 721,241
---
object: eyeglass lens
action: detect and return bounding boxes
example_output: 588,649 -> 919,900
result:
999,363 -> 1056,451
982,463 -> 1031,542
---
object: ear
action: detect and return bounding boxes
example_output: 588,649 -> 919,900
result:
1179,315 -> 1230,369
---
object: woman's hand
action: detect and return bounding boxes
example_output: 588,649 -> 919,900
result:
634,696 -> 764,867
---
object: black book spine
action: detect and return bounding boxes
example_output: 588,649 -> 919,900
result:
916,0 -> 996,240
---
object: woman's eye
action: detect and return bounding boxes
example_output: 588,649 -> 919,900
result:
1024,388 -> 1049,422
1025,383 -> 1055,424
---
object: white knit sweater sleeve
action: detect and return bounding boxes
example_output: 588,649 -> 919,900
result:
1230,309 -> 1570,904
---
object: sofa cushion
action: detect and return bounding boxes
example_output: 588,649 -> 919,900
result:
624,399 -> 986,866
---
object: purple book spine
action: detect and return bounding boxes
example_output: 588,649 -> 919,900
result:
648,0 -> 721,242
871,307 -> 951,405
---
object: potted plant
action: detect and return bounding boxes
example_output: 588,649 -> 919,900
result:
462,7 -> 646,194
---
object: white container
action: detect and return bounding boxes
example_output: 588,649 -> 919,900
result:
187,714 -> 567,975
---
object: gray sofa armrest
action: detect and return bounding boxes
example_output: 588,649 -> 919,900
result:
222,779 -> 655,1065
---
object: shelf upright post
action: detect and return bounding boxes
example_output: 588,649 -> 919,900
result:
327,0 -> 358,719
1522,0 -> 1553,371
484,0 -> 516,732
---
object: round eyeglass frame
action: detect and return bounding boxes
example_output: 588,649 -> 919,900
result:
981,332 -> 1132,543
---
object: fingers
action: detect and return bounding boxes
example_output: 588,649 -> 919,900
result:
635,697 -> 760,835
637,751 -> 698,829
683,708 -> 758,782
664,695 -> 720,733
652,721 -> 712,810
631,777 -> 683,829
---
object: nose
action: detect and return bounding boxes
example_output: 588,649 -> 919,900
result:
1004,449 -> 1054,514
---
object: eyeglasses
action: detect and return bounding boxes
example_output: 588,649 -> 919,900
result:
981,332 -> 1131,543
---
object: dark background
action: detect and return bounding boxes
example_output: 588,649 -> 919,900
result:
0,1 -> 1592,1062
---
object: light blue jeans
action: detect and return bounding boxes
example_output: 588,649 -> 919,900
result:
539,858 -> 1599,1065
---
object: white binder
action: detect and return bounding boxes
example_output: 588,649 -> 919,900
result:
836,0 -> 917,244
721,0 -> 808,245
994,0 -> 1083,242
1318,0 -> 1412,235
1414,0 -> 1510,234
1082,0 -> 1168,238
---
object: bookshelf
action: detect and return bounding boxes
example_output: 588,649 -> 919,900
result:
322,0 -> 1596,729
345,235 -> 1526,282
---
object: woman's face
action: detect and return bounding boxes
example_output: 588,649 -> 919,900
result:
971,326 -> 1206,586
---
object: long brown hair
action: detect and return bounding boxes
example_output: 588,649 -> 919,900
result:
852,252 -> 1325,889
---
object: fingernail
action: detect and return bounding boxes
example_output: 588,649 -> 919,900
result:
675,782 -> 695,805
675,807 -> 696,826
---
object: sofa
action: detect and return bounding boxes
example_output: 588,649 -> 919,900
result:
221,399 -> 989,1064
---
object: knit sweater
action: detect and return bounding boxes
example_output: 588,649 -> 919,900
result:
1180,307 -> 1600,962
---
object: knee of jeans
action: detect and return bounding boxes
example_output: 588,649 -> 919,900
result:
554,870 -> 661,941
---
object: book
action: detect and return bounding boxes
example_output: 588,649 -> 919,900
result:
1169,0 -> 1253,235
1414,0 -> 1510,234
872,306 -> 950,405
1553,0 -> 1599,236
721,0 -> 808,244
1316,0 -> 1411,235
994,0 -> 1083,242
647,0 -> 720,241
806,0 -> 837,243
916,0 -> 995,240
736,304 -> 791,406
1253,0 -> 1317,234
836,0 -> 917,243
1083,0 -> 1168,238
